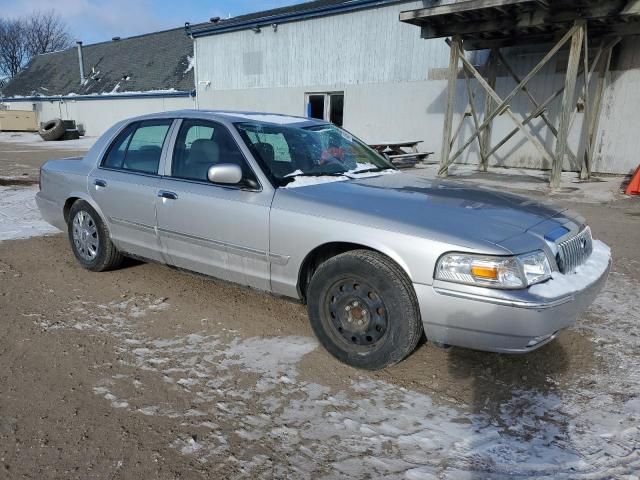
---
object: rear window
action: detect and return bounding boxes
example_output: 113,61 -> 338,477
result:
102,120 -> 172,175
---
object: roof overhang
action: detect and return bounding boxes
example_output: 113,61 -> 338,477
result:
190,0 -> 404,38
400,0 -> 640,50
1,90 -> 194,103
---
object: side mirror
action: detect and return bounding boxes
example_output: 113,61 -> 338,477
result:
207,164 -> 243,185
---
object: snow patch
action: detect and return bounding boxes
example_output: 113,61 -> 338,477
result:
0,186 -> 60,241
40,279 -> 640,477
184,55 -> 195,74
283,175 -> 349,189
530,240 -> 611,298
0,131 -> 97,150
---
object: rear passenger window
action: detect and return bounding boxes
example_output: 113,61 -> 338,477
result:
102,120 -> 172,175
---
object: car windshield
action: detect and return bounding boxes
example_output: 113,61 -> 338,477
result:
234,122 -> 395,186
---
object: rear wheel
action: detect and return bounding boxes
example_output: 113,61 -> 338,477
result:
67,200 -> 123,271
307,250 -> 423,370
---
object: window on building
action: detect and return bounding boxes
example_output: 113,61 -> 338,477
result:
102,120 -> 172,175
305,92 -> 345,127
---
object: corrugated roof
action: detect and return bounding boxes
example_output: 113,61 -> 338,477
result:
2,26 -> 194,98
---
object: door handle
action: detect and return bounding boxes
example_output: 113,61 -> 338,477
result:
158,190 -> 178,200
94,179 -> 107,188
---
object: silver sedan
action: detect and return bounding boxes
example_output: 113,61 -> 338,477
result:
36,110 -> 611,369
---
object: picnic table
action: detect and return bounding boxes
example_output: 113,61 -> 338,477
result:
369,141 -> 433,168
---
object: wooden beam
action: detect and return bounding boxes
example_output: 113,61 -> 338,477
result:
485,85 -> 566,159
438,36 -> 461,177
480,48 -> 497,171
581,25 -> 592,178
445,44 -> 555,169
413,2 -> 640,40
495,50 -> 558,138
462,65 -> 485,165
442,27 -> 577,169
551,21 -> 585,188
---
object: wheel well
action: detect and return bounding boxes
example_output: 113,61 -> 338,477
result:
63,197 -> 80,223
298,242 -> 389,302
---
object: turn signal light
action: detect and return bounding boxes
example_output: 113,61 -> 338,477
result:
470,265 -> 498,279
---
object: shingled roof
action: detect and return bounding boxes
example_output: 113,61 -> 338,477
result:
2,26 -> 194,98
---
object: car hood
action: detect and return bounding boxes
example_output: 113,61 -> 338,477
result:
273,173 -> 575,252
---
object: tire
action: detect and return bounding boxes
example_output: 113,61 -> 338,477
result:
61,130 -> 80,141
307,250 -> 423,370
67,200 -> 123,272
39,118 -> 65,141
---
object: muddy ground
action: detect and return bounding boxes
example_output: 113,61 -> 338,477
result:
0,141 -> 639,479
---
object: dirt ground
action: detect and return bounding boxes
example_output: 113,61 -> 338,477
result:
1,140 -> 639,479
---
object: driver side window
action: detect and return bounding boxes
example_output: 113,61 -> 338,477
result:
171,119 -> 258,188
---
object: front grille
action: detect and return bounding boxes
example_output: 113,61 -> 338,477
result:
556,227 -> 593,274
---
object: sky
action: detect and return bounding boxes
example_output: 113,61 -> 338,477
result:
0,0 -> 308,45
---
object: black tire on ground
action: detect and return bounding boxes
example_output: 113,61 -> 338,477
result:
39,118 -> 66,141
61,130 -> 80,141
307,250 -> 423,370
67,200 -> 124,272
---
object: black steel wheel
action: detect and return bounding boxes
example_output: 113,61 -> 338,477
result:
307,250 -> 423,370
325,278 -> 389,349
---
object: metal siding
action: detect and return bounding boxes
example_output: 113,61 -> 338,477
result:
195,1 -> 449,90
593,36 -> 640,174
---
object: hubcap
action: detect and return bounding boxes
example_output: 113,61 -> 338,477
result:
72,210 -> 99,261
326,279 -> 388,347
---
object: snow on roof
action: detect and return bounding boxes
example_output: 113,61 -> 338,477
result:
2,27 -> 194,98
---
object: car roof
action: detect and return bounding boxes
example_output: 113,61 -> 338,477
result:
126,109 -> 328,127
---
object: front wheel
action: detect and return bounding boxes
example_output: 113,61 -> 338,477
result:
307,250 -> 423,370
67,200 -> 123,272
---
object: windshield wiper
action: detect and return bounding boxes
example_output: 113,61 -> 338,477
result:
345,167 -> 395,176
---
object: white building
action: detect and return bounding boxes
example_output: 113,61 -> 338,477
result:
190,0 -> 640,175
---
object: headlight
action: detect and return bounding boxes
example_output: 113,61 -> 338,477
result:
435,250 -> 551,289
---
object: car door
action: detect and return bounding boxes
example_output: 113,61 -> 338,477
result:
155,118 -> 272,290
89,119 -> 175,262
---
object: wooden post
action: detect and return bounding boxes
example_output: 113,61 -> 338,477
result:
581,41 -> 617,180
551,21 -> 585,188
480,48 -> 497,172
439,36 -> 461,177
462,66 -> 485,161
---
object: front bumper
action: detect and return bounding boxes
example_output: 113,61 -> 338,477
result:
414,259 -> 611,353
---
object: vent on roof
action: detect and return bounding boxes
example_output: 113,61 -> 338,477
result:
76,41 -> 85,84
112,36 -> 121,41
210,17 -> 220,23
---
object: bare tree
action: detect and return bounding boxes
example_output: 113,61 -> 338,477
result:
25,11 -> 73,58
0,19 -> 28,79
0,11 -> 73,80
